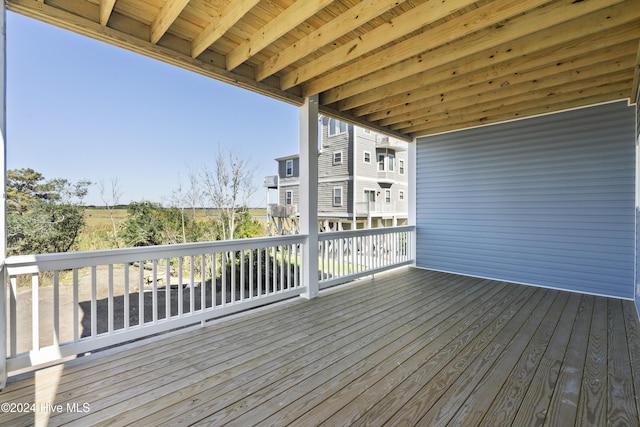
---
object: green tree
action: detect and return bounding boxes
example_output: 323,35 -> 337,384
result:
6,168 -> 91,255
233,208 -> 263,239
118,201 -> 167,247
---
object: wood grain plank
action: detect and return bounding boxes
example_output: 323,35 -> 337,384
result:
46,270 -> 436,423
4,268 -> 425,425
309,0 -> 554,100
280,0 -> 479,90
543,294 -> 594,427
510,292 -> 583,426
576,296 -> 608,425
256,0 -> 409,81
477,291 -> 571,426
410,288 -> 551,426
606,299 -> 639,426
442,288 -> 556,426
364,285 -> 539,426
190,0 -> 261,58
175,277 -> 504,426
48,269 -> 453,425
150,0 -> 190,44
2,270 -> 639,427
101,270 -> 467,426
307,283 -> 528,427
225,0 -> 334,71
622,300 -> 640,427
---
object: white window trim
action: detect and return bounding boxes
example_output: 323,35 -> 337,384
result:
328,118 -> 347,136
399,190 -> 405,200
285,159 -> 293,177
377,153 -> 385,171
333,150 -> 343,165
363,151 -> 371,164
385,189 -> 391,203
285,190 -> 293,205
363,188 -> 376,202
399,159 -> 405,175
333,186 -> 343,207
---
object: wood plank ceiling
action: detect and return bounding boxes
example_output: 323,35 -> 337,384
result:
8,0 -> 640,140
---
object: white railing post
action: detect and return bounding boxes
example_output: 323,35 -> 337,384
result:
300,95 -> 319,299
408,140 -> 417,266
0,0 -> 7,390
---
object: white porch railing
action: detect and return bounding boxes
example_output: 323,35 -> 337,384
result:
3,226 -> 415,373
354,201 -> 400,215
4,235 -> 305,372
318,225 -> 414,288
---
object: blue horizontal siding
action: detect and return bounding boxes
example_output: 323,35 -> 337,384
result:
416,101 -> 636,298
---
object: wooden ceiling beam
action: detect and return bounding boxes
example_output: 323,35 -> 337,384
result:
360,22 -> 640,122
310,0 -> 557,99
191,0 -> 261,59
150,0 -> 190,44
393,72 -> 633,132
377,42 -> 637,127
280,0 -> 479,91
388,55 -> 636,133
100,0 -> 116,26
256,0 -> 407,82
395,78 -> 632,133
632,40 -> 640,104
225,0 -> 334,72
319,0 -> 627,105
409,89 -> 631,137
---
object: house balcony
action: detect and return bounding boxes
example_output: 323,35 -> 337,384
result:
375,135 -> 407,152
355,201 -> 400,216
268,203 -> 298,218
2,260 -> 639,425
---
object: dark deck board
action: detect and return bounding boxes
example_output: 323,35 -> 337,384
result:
1,268 -> 640,426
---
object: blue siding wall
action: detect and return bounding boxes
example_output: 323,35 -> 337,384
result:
416,101 -> 635,298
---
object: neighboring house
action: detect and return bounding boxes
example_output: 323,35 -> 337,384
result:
268,116 -> 409,232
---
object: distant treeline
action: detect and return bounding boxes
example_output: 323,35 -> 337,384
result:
84,205 -> 264,210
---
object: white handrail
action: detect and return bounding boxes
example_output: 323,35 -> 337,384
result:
5,235 -> 307,372
318,226 -> 415,288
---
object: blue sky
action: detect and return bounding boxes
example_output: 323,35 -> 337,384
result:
7,12 -> 300,207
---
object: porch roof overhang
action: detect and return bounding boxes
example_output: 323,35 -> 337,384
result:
7,0 -> 640,140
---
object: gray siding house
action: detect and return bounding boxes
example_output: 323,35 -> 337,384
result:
272,117 -> 409,231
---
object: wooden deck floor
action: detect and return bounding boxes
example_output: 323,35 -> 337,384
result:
2,267 -> 640,426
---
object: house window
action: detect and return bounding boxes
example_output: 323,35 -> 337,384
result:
364,189 -> 376,202
285,159 -> 293,177
388,151 -> 395,172
385,190 -> 391,203
377,153 -> 385,171
328,118 -> 347,136
363,151 -> 371,163
399,190 -> 405,200
333,151 -> 343,165
285,191 -> 293,205
399,159 -> 405,175
333,187 -> 343,206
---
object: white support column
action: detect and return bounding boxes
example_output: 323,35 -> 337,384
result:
408,140 -> 417,266
0,0 -> 7,389
300,95 -> 319,299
